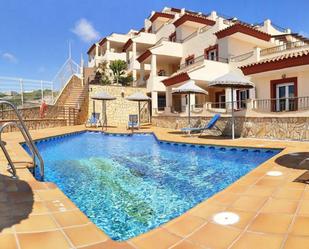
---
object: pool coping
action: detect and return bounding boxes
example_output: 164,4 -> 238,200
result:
1,125 -> 309,249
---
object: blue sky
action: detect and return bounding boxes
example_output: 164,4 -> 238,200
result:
0,0 -> 309,81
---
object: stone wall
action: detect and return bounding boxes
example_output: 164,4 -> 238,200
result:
88,85 -> 150,126
152,116 -> 309,141
0,105 -> 76,132
0,119 -> 67,133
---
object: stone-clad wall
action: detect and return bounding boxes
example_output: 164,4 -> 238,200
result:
152,116 -> 309,141
88,85 -> 150,126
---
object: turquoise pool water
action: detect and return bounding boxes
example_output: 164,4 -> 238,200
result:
23,131 -> 280,240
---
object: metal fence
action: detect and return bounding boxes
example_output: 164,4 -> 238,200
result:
0,58 -> 81,109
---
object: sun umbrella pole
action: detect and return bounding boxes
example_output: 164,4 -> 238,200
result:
231,87 -> 235,140
188,93 -> 191,126
101,100 -> 104,130
138,101 -> 141,127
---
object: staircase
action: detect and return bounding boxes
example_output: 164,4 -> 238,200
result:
55,75 -> 88,125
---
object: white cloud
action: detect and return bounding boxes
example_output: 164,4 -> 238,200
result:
71,18 -> 100,42
2,52 -> 18,63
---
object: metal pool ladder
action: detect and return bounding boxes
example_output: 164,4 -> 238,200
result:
0,100 -> 44,179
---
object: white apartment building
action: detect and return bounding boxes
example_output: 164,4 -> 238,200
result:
87,7 -> 309,116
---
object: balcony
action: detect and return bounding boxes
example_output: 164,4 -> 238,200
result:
260,41 -> 309,57
179,54 -> 228,71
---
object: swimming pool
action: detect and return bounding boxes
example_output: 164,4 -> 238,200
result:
23,131 -> 280,240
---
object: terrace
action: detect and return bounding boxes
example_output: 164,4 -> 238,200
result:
1,125 -> 309,249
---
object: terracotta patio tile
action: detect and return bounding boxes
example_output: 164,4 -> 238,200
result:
255,178 -> 285,187
171,240 -> 204,249
221,209 -> 256,229
231,232 -> 283,249
64,223 -> 108,247
130,228 -> 182,249
44,199 -> 77,212
290,216 -> 309,236
36,189 -> 67,201
12,201 -> 49,216
18,231 -> 71,249
273,188 -> 304,200
231,196 -> 267,212
260,198 -> 298,214
82,240 -> 135,249
188,202 -> 225,219
0,234 -> 18,249
235,176 -> 260,185
284,235 -> 309,249
52,210 -> 89,227
225,184 -> 249,194
244,185 -> 276,197
209,192 -> 239,206
281,181 -> 306,190
14,214 -> 58,232
187,223 -> 241,248
164,214 -> 205,237
248,213 -> 293,234
298,200 -> 309,216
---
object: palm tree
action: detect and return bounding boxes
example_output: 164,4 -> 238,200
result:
96,61 -> 111,85
109,60 -> 127,84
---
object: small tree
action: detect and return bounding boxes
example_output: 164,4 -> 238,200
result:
109,60 -> 127,84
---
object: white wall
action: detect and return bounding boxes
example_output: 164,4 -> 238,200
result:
250,67 -> 309,99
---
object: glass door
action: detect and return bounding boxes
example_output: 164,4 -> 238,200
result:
276,83 -> 295,111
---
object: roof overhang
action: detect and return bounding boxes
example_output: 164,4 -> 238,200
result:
87,43 -> 96,55
137,50 -> 152,63
122,39 -> 133,52
215,23 -> 271,42
98,38 -> 107,46
173,14 -> 215,28
241,52 -> 309,75
162,72 -> 190,86
150,12 -> 174,22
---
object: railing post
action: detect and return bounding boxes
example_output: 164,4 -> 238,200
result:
19,78 -> 24,107
40,80 -> 44,102
51,82 -> 54,104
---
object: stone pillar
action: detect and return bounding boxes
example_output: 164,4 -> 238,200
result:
132,70 -> 137,86
132,42 -> 136,61
140,63 -> 145,84
254,47 -> 261,62
106,40 -> 110,52
225,88 -> 237,110
152,91 -> 158,113
95,43 -> 99,56
150,54 -> 157,77
165,87 -> 172,112
190,94 -> 196,110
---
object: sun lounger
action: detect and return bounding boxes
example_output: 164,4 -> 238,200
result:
181,114 -> 221,136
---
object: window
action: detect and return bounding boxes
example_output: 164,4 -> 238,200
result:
237,89 -> 250,109
270,77 -> 298,112
204,45 -> 218,61
185,55 -> 195,66
276,83 -> 296,111
158,95 -> 166,111
208,49 -> 217,61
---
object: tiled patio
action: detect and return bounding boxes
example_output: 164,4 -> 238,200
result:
1,125 -> 309,249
